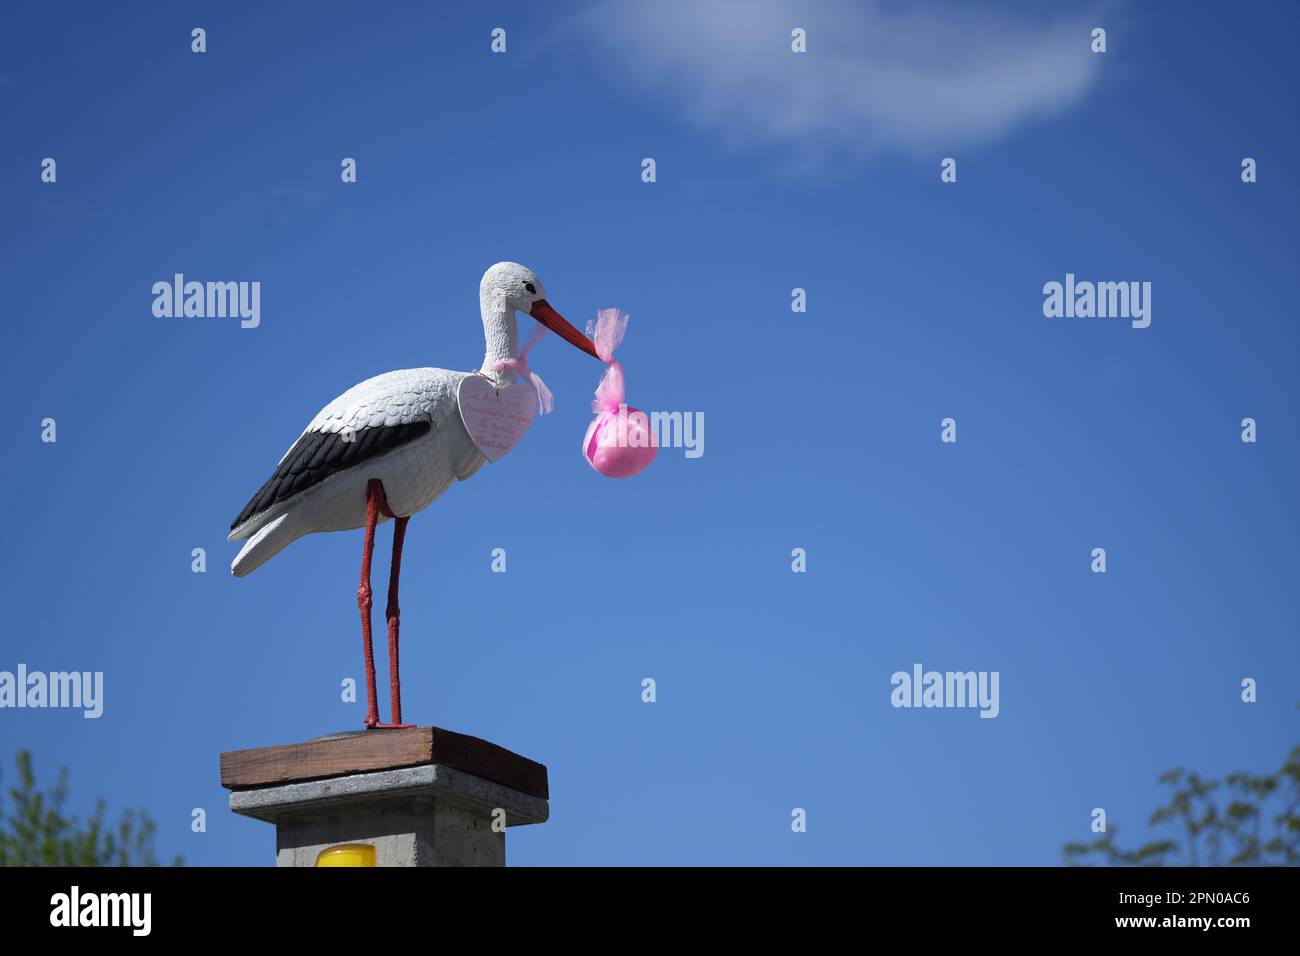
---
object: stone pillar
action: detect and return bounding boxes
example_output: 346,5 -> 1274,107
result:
220,728 -> 548,867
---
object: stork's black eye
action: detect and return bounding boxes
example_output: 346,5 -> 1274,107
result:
525,282 -> 536,295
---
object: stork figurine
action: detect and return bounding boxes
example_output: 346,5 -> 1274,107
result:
228,262 -> 599,728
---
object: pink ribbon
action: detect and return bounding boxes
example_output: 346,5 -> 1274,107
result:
492,323 -> 554,415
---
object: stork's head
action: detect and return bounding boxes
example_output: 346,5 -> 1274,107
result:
480,261 -> 599,359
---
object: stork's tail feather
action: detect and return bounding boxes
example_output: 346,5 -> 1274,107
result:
231,512 -> 299,577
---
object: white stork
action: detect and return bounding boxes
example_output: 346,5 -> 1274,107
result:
228,262 -> 599,728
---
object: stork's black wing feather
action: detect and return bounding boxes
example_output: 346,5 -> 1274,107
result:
230,421 -> 431,530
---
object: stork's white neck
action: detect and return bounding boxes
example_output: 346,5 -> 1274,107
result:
478,291 -> 520,387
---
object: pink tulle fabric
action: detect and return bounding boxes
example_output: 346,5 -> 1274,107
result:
583,309 -> 656,478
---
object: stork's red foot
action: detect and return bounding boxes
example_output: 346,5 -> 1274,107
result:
367,723 -> 417,730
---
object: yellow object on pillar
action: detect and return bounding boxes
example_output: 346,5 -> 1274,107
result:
315,843 -> 377,867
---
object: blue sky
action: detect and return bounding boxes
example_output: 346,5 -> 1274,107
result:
1,0 -> 1297,866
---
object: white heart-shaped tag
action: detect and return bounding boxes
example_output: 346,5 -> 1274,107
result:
457,376 -> 536,463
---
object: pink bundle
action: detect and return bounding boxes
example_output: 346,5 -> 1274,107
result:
582,309 -> 656,478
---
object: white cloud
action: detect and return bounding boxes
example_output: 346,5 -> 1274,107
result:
578,0 -> 1105,162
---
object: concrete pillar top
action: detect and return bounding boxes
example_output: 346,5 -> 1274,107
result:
220,727 -> 549,866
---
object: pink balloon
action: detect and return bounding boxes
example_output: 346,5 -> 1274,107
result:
583,407 -> 657,478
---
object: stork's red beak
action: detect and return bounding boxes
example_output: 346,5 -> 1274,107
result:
528,299 -> 600,359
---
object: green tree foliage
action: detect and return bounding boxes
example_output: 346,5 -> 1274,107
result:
0,749 -> 181,867
1064,743 -> 1300,866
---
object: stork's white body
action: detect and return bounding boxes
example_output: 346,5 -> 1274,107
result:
228,367 -> 486,576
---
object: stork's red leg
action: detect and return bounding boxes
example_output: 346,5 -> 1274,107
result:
383,515 -> 413,728
360,479 -> 414,730
358,480 -> 382,728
